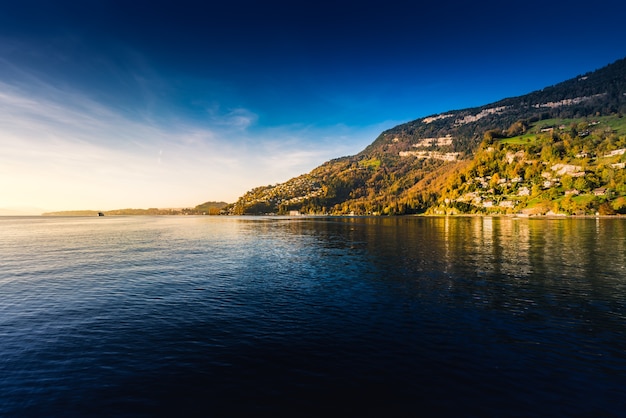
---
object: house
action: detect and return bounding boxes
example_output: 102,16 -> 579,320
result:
593,188 -> 607,196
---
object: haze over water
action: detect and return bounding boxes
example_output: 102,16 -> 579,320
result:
1,216 -> 625,416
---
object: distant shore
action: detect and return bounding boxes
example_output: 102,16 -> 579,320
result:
11,211 -> 623,219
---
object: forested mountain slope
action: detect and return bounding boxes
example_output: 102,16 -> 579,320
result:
224,57 -> 626,215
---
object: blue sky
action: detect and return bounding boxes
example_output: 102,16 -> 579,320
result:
1,0 -> 625,213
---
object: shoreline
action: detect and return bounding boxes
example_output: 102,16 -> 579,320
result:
4,212 -> 625,220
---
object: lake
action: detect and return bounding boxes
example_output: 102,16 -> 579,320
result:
1,215 -> 625,416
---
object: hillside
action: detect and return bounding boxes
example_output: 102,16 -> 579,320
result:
225,57 -> 626,216
43,201 -> 229,216
433,115 -> 626,215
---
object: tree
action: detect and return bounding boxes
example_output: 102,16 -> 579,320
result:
612,197 -> 626,214
559,195 -> 575,214
574,177 -> 590,192
561,175 -> 574,190
598,202 -> 616,215
506,120 -> 528,137
490,173 -> 501,189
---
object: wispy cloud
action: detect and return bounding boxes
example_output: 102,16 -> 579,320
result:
205,106 -> 259,130
0,68 -> 383,211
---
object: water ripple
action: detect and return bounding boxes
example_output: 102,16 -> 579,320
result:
1,216 -> 625,416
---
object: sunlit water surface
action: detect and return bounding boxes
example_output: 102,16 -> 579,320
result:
1,216 -> 625,416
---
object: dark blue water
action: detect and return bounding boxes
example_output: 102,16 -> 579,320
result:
1,216 -> 625,417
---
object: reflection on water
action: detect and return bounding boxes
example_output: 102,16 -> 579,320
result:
0,216 -> 625,416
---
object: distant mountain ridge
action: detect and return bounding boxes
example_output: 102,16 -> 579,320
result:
43,201 -> 228,216
225,57 -> 626,216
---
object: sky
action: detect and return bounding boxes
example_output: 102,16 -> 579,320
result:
1,0 -> 626,214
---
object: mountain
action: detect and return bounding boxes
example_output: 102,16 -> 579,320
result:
225,57 -> 626,216
43,202 -> 229,216
193,201 -> 230,215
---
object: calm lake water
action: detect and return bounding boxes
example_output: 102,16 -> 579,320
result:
1,216 -> 625,417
